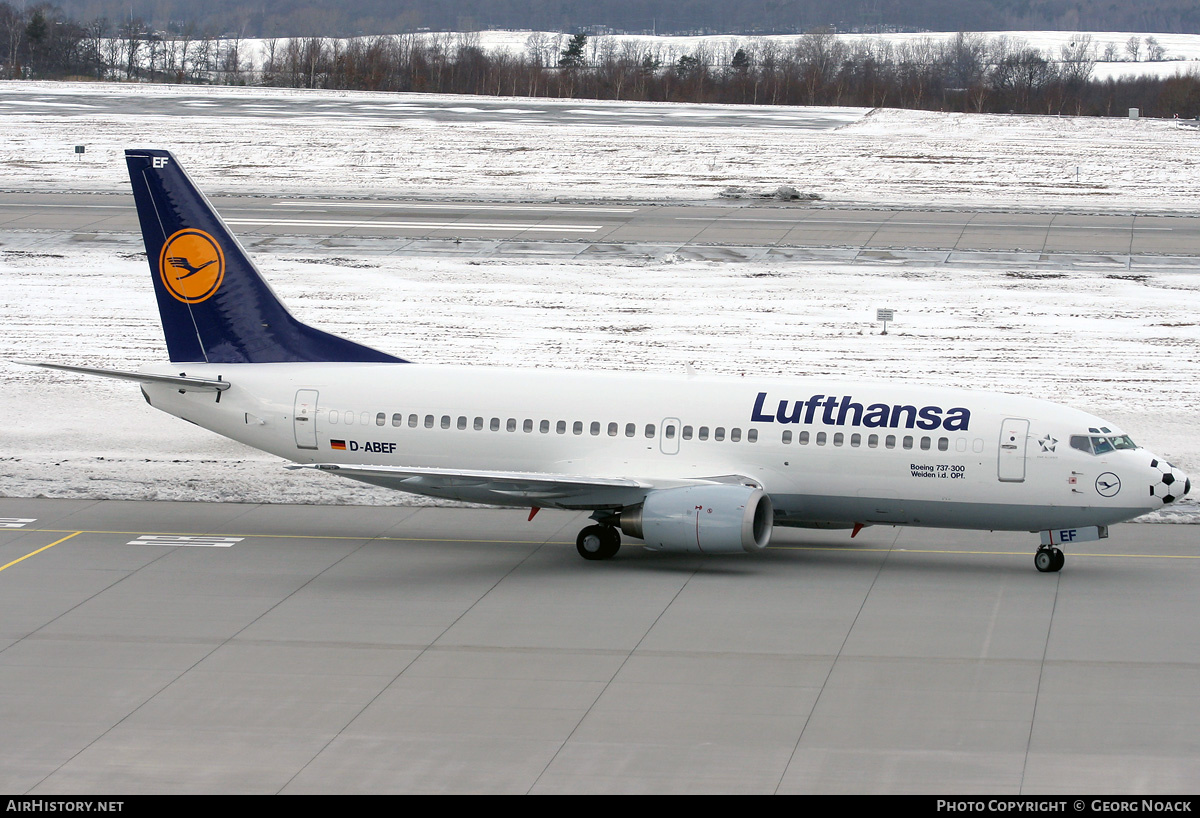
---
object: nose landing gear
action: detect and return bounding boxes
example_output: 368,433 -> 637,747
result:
1035,546 -> 1065,573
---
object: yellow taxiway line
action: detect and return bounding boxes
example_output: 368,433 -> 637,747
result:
0,531 -> 82,573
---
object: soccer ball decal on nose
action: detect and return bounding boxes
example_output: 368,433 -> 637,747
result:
1149,459 -> 1181,505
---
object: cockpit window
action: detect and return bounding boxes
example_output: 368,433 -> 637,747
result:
1070,434 -> 1137,455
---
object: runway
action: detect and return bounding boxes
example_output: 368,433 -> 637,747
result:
4,190 -> 1200,266
1,498 -> 1197,794
0,88 -> 866,129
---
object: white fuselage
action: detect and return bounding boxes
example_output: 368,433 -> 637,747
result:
139,361 -> 1170,533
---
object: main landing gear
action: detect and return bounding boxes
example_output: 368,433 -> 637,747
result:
576,524 -> 621,560
1034,546 -> 1065,573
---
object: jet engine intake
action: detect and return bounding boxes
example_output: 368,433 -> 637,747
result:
620,485 -> 773,554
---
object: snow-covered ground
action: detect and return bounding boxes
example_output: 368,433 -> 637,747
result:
3,252 -> 1197,519
3,81 -> 1200,211
0,82 -> 1196,521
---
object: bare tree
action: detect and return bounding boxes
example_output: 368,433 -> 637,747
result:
118,17 -> 144,80
0,2 -> 25,78
524,32 -> 549,67
796,27 -> 845,105
1125,36 -> 1140,62
83,17 -> 109,79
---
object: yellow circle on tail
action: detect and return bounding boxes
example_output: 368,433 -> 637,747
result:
159,229 -> 225,303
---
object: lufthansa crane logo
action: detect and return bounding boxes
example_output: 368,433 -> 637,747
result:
1095,472 -> 1122,497
158,229 -> 225,303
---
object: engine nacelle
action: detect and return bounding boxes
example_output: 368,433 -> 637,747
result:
620,485 -> 773,554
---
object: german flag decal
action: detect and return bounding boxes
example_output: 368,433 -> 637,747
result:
330,440 -> 347,450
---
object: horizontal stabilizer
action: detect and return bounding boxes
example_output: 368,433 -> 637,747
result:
18,361 -> 231,392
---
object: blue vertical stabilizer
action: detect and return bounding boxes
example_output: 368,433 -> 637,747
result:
125,149 -> 406,364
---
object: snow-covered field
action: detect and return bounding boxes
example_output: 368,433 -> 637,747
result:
0,82 -> 1196,520
3,81 -> 1200,211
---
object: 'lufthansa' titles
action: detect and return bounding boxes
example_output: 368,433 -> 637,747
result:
751,392 -> 971,431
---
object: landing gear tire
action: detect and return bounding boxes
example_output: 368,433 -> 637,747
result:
1035,547 -> 1064,573
577,525 -> 620,560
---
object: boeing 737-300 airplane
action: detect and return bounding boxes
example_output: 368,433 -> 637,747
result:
27,150 -> 1191,571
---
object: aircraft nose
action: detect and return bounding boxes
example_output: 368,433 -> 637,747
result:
1149,457 -> 1189,505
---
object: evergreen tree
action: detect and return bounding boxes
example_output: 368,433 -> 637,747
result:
559,33 -> 586,69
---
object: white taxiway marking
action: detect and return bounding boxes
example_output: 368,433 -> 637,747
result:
128,535 -> 244,547
676,217 -> 1173,230
275,202 -> 637,213
0,518 -> 36,528
0,204 -> 128,209
226,218 -> 602,233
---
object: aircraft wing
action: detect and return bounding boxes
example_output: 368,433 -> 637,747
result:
286,463 -> 758,509
17,361 -> 230,392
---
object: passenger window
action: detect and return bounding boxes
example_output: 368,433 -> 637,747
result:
782,430 -> 792,444
607,422 -> 618,436
682,425 -> 693,440
850,433 -> 861,447
665,424 -> 676,439
886,435 -> 896,449
540,420 -> 550,433
714,427 -> 725,441
799,431 -> 810,445
698,427 -> 710,441
920,436 -> 931,450
409,414 -> 418,428
523,419 -> 533,433
902,436 -> 913,450
457,416 -> 467,430
329,410 -> 338,425
938,437 -> 949,451
816,432 -> 826,446
625,423 -> 636,437
590,422 -> 601,436
973,439 -> 984,453
360,412 -> 370,425
731,428 -> 741,442
441,415 -> 451,429
507,418 -> 517,432
747,429 -> 757,443
573,421 -> 583,435
423,415 -> 434,428
345,411 -> 355,425
474,417 -> 484,430
392,413 -> 403,427
557,420 -> 567,434
376,412 -> 386,426
868,434 -> 878,448
645,424 -> 655,438
490,417 -> 500,431
955,438 -> 966,452
833,432 -> 843,446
